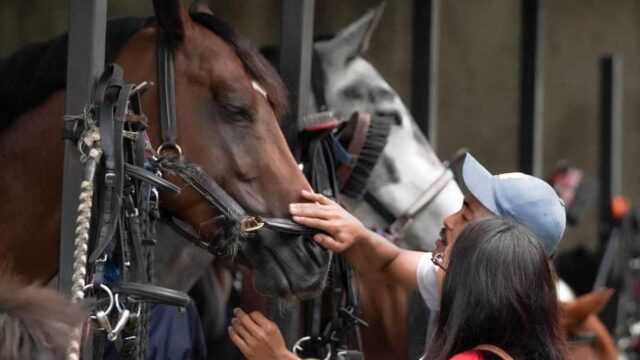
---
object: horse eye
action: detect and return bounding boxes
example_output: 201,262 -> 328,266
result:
221,103 -> 254,123
341,85 -> 364,101
371,88 -> 395,102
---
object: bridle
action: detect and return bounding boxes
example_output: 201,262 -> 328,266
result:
364,167 -> 454,242
153,31 -> 316,255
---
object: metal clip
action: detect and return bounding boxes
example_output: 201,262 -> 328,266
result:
96,310 -> 114,334
105,172 -> 116,187
292,336 -> 330,360
125,207 -> 139,218
108,309 -> 130,341
241,216 -> 265,233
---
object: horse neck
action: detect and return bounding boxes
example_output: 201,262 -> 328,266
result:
0,91 -> 67,282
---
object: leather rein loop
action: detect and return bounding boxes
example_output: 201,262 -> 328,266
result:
154,33 -> 315,252
364,167 -> 454,243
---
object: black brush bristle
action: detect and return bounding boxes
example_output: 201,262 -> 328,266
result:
341,115 -> 393,199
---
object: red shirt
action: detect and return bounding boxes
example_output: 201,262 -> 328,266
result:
450,350 -> 483,360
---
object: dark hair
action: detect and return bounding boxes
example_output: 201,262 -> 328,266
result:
425,218 -> 566,360
0,12 -> 289,130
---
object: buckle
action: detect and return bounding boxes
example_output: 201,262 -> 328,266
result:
241,217 -> 265,232
156,143 -> 182,157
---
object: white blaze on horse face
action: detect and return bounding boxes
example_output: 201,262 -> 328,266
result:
251,81 -> 268,100
323,57 -> 463,250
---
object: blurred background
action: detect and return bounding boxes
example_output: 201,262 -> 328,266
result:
1,0 -> 638,276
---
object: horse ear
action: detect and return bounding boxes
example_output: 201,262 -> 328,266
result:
315,2 -> 385,65
152,0 -> 192,45
561,288 -> 614,329
189,0 -> 214,16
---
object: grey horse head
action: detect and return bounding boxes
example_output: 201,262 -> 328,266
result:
313,4 -> 463,250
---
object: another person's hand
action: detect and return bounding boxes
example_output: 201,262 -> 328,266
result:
289,190 -> 369,252
228,308 -> 298,360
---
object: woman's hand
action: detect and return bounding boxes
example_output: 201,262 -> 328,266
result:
228,308 -> 298,360
289,190 -> 370,253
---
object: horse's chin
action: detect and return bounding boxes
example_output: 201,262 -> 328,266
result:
242,231 -> 329,301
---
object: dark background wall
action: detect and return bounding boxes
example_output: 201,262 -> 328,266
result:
1,0 -> 638,253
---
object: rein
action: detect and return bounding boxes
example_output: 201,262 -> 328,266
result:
153,32 -> 317,255
364,165 -> 455,243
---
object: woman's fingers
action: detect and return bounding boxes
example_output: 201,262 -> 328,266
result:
248,310 -> 273,329
300,190 -> 333,205
228,326 -> 250,353
313,233 -> 344,252
233,308 -> 264,337
289,203 -> 335,220
291,215 -> 332,230
231,318 -> 255,343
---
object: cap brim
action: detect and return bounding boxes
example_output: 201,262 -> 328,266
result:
453,153 -> 499,215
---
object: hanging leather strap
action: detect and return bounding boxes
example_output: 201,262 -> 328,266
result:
473,344 -> 514,360
156,32 -> 178,149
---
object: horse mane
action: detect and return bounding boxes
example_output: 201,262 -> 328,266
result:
0,17 -> 153,131
0,13 -> 289,130
0,274 -> 87,359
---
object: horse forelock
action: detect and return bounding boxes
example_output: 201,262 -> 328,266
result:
189,12 -> 289,121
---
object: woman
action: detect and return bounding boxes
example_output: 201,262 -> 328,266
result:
228,218 -> 566,359
425,218 -> 566,359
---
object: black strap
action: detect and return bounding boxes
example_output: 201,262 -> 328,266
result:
311,49 -> 328,111
124,163 -> 180,195
156,33 -> 178,148
111,282 -> 190,308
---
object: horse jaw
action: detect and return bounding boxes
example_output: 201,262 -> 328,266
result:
322,57 -> 462,250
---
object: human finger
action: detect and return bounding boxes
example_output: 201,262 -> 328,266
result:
233,308 -> 264,337
231,318 -> 256,343
228,326 -> 250,354
300,190 -> 333,205
249,311 -> 273,328
313,233 -> 344,252
289,203 -> 336,219
291,216 -> 332,232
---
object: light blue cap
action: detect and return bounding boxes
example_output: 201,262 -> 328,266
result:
454,153 -> 566,253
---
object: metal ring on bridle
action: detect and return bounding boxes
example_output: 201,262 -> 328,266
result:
156,143 -> 182,156
241,216 -> 265,232
84,283 -> 115,316
292,336 -> 331,360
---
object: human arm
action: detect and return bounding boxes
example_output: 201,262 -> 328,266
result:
289,190 -> 424,291
228,308 -> 299,360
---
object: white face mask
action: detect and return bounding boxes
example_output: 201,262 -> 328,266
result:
417,253 -> 441,311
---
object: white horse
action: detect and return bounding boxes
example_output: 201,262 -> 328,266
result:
313,4 -> 462,251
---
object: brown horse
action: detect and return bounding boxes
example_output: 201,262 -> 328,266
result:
0,1 -> 330,300
562,288 -> 617,360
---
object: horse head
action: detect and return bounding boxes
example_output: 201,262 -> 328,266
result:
115,1 -> 329,300
561,288 -> 617,360
314,4 -> 463,249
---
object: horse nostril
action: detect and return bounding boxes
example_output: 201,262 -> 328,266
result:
375,110 -> 401,125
